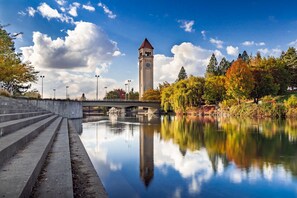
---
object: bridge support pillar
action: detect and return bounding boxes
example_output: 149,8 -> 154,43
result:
148,107 -> 159,114
120,107 -> 126,114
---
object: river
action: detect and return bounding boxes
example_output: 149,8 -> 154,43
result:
79,115 -> 297,198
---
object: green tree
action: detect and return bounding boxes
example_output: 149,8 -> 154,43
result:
176,66 -> 188,82
0,25 -> 38,95
241,50 -> 250,63
128,89 -> 139,100
218,57 -> 231,75
206,53 -> 218,77
204,76 -> 226,104
225,59 -> 254,103
282,47 -> 297,89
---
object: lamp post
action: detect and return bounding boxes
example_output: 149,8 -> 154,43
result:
95,75 -> 100,100
127,79 -> 131,100
104,86 -> 107,99
125,83 -> 128,100
66,86 -> 69,99
53,89 -> 56,99
40,75 -> 45,99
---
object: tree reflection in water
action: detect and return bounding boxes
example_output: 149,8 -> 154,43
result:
160,116 -> 297,176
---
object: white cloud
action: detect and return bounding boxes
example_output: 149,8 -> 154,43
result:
257,48 -> 282,57
242,41 -> 265,46
242,41 -> 254,46
154,42 -> 223,84
82,4 -> 95,12
27,7 -> 36,17
18,11 -> 26,16
210,38 -> 224,49
226,46 -> 239,56
201,30 -> 206,40
68,2 -> 80,17
98,2 -> 116,19
21,21 -> 121,73
55,0 -> 67,6
178,20 -> 195,33
289,39 -> 297,48
37,2 -> 73,23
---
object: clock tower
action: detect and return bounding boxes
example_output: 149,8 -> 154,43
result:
139,38 -> 154,100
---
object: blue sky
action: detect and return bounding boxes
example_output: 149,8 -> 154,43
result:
1,0 -> 297,99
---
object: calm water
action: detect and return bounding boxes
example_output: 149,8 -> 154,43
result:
79,115 -> 297,198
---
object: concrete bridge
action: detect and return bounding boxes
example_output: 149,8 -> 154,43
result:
82,100 -> 161,114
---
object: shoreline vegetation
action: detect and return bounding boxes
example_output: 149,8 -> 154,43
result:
154,48 -> 297,119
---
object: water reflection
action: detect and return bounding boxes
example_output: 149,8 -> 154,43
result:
80,116 -> 297,198
139,124 -> 154,187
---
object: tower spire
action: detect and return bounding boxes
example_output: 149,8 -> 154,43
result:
139,38 -> 154,50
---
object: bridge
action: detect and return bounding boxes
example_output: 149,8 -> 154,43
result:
82,100 -> 161,114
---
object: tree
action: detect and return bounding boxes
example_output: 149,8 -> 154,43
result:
105,89 -> 126,99
282,47 -> 297,89
206,53 -> 218,77
161,85 -> 174,112
225,59 -> 254,103
23,89 -> 41,99
204,76 -> 226,104
241,50 -> 250,63
128,90 -> 139,100
142,89 -> 160,101
250,69 -> 279,103
0,25 -> 38,95
176,66 -> 187,82
218,57 -> 231,75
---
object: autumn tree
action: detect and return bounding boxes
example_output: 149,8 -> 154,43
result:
206,53 -> 218,77
204,76 -> 226,104
282,47 -> 297,89
142,89 -> 160,101
225,59 -> 254,103
105,89 -> 126,99
176,66 -> 187,82
0,24 -> 38,95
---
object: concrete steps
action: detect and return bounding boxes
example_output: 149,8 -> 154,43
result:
0,96 -> 106,197
0,113 -> 53,137
0,117 -> 62,197
0,115 -> 58,166
31,118 -> 73,197
0,111 -> 49,123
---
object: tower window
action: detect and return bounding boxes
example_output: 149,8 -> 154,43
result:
140,52 -> 142,56
145,52 -> 151,56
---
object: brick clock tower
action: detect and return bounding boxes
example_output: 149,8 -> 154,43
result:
139,38 -> 154,100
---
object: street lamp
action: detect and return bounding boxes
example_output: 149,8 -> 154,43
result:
125,83 -> 128,100
40,75 -> 45,99
95,75 -> 100,100
66,86 -> 69,99
53,89 -> 56,99
104,86 -> 107,99
127,79 -> 131,100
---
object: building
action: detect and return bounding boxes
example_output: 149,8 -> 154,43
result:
139,38 -> 154,99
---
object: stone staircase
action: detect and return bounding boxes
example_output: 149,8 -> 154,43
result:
0,96 -> 108,198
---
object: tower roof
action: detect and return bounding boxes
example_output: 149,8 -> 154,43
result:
139,38 -> 154,50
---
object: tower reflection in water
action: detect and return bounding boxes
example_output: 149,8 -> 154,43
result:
139,124 -> 154,187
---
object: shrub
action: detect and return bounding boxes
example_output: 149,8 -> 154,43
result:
0,89 -> 11,97
284,95 -> 297,109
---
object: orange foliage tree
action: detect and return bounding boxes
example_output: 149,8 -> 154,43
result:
225,59 -> 254,104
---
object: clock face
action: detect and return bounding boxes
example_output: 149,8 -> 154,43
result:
145,62 -> 151,68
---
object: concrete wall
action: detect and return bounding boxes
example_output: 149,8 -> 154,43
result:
22,99 -> 83,119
